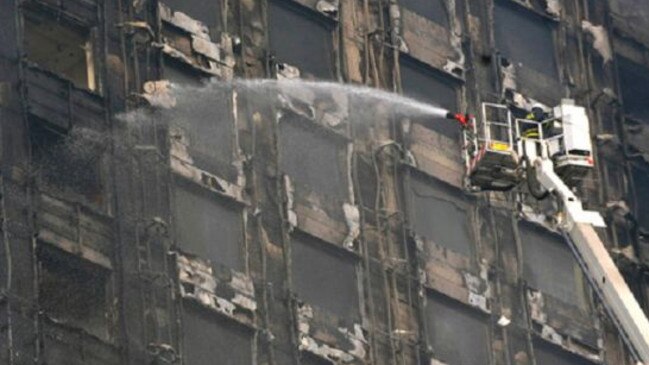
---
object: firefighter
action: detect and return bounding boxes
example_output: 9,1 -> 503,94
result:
520,104 -> 546,139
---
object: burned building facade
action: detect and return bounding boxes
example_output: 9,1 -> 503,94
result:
1,0 -> 649,364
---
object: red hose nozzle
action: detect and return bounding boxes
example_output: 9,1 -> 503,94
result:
446,112 -> 472,127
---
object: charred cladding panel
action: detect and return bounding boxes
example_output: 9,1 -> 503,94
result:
268,0 -> 335,79
291,233 -> 359,320
174,183 -> 243,271
425,293 -> 490,365
618,57 -> 649,122
400,57 -> 459,138
519,223 -> 586,308
494,2 -> 557,78
400,0 -> 449,27
279,113 -> 348,200
182,304 -> 253,365
409,173 -> 472,256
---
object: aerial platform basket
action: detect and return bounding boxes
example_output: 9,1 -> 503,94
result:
463,103 -> 520,191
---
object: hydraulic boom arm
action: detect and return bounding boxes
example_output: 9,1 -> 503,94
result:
534,158 -> 649,364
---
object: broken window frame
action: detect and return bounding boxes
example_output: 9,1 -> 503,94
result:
36,242 -> 113,342
290,230 -> 363,322
22,7 -> 98,92
267,0 -> 339,80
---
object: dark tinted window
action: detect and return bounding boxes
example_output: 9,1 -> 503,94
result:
279,113 -> 348,199
632,166 -> 649,231
400,0 -> 449,27
534,339 -> 598,365
182,305 -> 253,365
400,57 -> 459,138
30,121 -> 104,206
519,222 -> 586,307
409,174 -> 472,256
425,293 -> 490,365
174,185 -> 243,271
618,57 -> 649,122
39,245 -> 109,340
291,234 -> 359,320
494,2 -> 558,78
161,0 -> 221,38
268,1 -> 335,79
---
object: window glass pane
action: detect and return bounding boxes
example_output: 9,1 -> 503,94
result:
400,58 -> 459,138
400,0 -> 449,27
534,339 -> 598,365
279,113 -> 348,200
618,57 -> 649,122
425,294 -> 490,365
291,234 -> 359,320
174,185 -> 243,271
494,2 -> 558,79
182,305 -> 253,365
268,1 -> 334,79
519,223 -> 586,308
409,174 -> 472,256
39,245 -> 109,340
161,0 -> 221,38
24,13 -> 94,90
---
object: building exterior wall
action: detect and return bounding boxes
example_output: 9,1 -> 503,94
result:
1,0 -> 649,364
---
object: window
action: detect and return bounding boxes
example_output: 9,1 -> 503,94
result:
494,1 -> 558,79
30,120 -> 104,206
174,183 -> 244,271
519,222 -> 587,308
291,233 -> 359,321
161,0 -> 221,38
617,57 -> 649,122
38,244 -> 110,340
278,112 -> 348,200
170,83 -> 235,177
408,173 -> 473,256
182,304 -> 253,365
533,339 -> 598,365
164,59 -> 206,86
268,0 -> 335,79
400,0 -> 449,27
400,57 -> 459,138
632,166 -> 649,232
425,293 -> 490,365
23,12 -> 95,90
